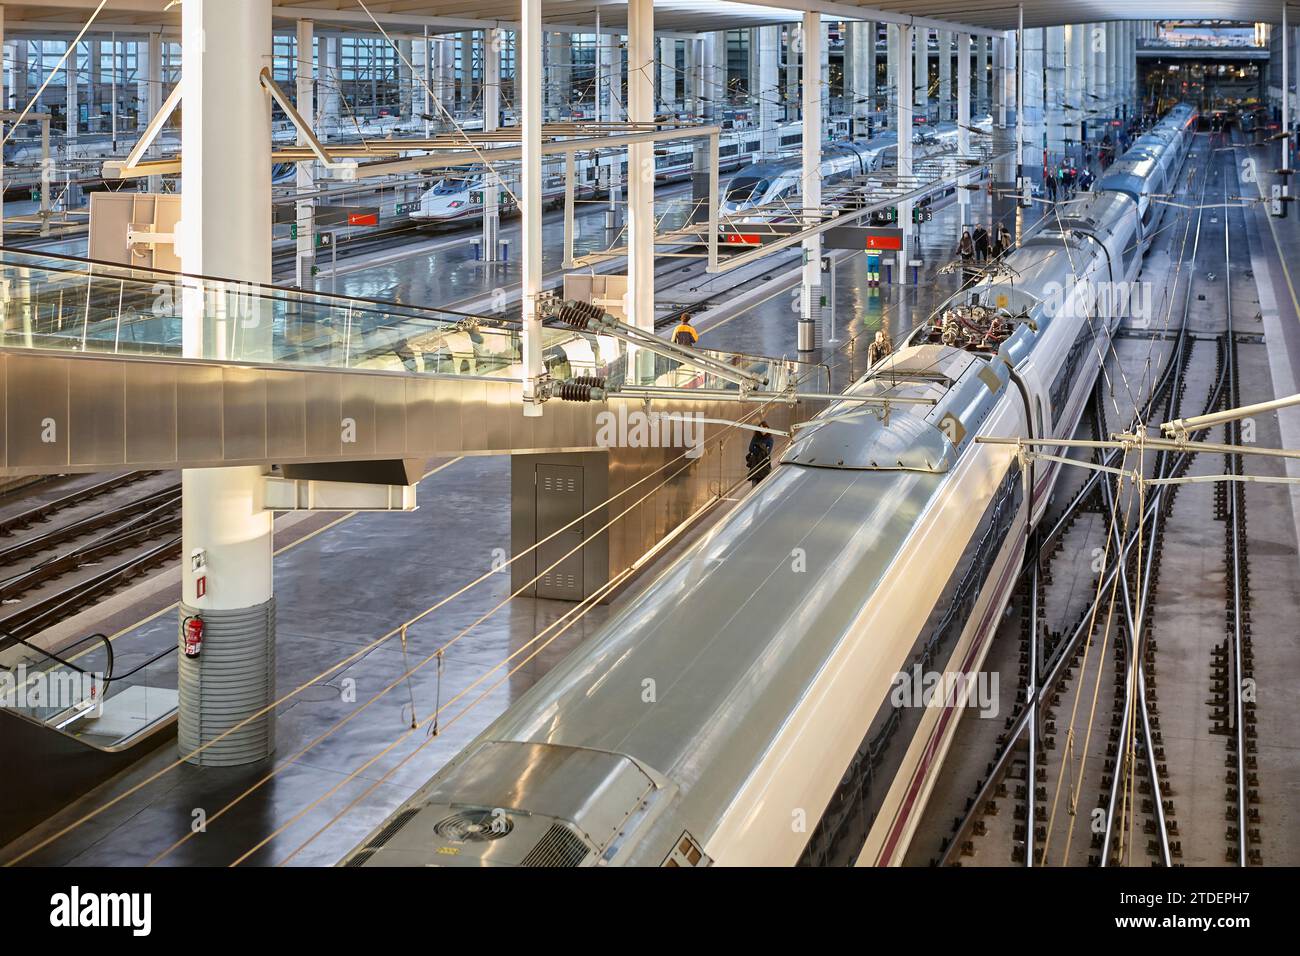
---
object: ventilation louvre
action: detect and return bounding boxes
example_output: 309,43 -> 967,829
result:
364,807 -> 421,852
520,823 -> 590,867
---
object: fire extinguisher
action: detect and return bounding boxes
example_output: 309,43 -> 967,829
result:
182,614 -> 204,659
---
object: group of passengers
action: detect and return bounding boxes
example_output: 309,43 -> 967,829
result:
956,222 -> 1015,287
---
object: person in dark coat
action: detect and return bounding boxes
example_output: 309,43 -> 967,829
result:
972,224 -> 990,262
957,230 -> 976,288
746,422 -> 775,486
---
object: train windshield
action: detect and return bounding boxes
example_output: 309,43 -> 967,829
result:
724,177 -> 769,204
431,177 -> 477,195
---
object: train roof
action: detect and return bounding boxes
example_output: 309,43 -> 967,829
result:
1098,156 -> 1160,199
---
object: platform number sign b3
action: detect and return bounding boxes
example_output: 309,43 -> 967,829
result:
1092,26 -> 1106,53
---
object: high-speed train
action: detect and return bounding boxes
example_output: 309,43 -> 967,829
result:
720,122 -> 969,219
344,106 -> 1197,868
1097,103 -> 1197,245
408,120 -> 813,225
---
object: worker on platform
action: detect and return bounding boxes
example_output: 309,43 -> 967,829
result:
746,423 -> 775,487
672,313 -> 700,347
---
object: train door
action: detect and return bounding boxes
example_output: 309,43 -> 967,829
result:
535,463 -> 585,601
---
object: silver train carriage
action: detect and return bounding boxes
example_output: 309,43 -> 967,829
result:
343,113 -> 1185,869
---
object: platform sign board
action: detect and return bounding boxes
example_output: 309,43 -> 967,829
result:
823,226 -> 904,252
719,221 -> 803,246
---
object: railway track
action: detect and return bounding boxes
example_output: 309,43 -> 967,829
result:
934,125 -> 1223,867
0,472 -> 182,646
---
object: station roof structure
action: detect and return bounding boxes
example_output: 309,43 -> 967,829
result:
0,1 -> 1295,36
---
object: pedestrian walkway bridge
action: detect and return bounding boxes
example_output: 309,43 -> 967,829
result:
0,249 -> 821,477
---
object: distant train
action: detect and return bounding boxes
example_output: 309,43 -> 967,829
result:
719,122 -> 974,220
408,120 -> 934,226
1097,103 -> 1197,243
399,119 -> 988,228
344,107 -> 1199,869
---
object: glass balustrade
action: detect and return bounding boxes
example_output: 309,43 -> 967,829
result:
0,247 -> 814,394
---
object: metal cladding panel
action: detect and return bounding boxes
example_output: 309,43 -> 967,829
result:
304,371 -> 343,459
483,380 -> 512,452
508,383 -> 541,451
265,369 -> 306,460
340,373 -> 378,457
7,355 -> 69,470
69,359 -> 125,466
373,375 -> 407,455
404,376 -> 439,453
432,377 -> 463,454
459,380 -> 489,452
125,361 -> 177,465
175,363 -> 223,463
223,367 -> 267,462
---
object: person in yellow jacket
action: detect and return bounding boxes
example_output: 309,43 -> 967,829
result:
672,314 -> 700,347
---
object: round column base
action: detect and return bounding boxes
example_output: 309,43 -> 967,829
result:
178,597 -> 276,767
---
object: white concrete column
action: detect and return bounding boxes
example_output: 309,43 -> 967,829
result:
897,22 -> 914,274
178,0 -> 276,767
866,22 -> 878,128
701,32 -> 720,120
977,35 -> 989,117
146,32 -> 161,131
440,35 -> 456,115
521,4 -> 544,412
758,25 -> 780,156
799,11 -> 822,351
819,19 -> 830,133
13,33 -> 27,111
627,0 -> 655,347
938,30 -> 951,122
1105,22 -> 1118,117
957,32 -> 971,225
785,24 -> 799,121
599,29 -> 620,121
684,38 -> 698,115
994,34 -> 1007,128
318,36 -> 340,135
398,38 -> 413,120
660,37 -> 675,113
295,19 -> 315,288
887,23 -> 899,129
460,31 -> 473,114
915,26 -> 929,124
1023,27 -> 1045,178
1045,26 -> 1066,164
482,27 -> 502,260
66,36 -> 80,155
1126,21 -> 1137,114
414,29 -> 429,134
847,20 -> 873,138
1067,24 -> 1084,167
